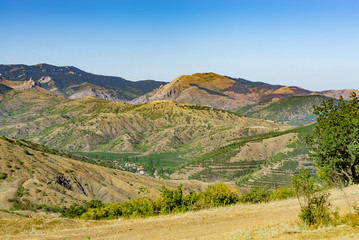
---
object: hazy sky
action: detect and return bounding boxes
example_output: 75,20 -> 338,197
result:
1,0 -> 358,91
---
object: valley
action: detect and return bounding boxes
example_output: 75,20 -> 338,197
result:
1,65 -> 358,239
2,0 -> 358,238
0,89 -> 295,186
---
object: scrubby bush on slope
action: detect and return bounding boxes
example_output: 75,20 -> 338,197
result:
62,183 -> 294,220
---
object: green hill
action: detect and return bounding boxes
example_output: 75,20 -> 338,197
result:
172,124 -> 315,188
235,95 -> 338,125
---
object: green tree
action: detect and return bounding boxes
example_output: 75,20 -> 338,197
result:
306,92 -> 359,184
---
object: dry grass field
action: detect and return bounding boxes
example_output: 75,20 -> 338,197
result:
2,185 -> 359,240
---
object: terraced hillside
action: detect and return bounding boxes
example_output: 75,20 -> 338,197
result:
235,95 -> 339,125
0,137 -> 208,210
172,124 -> 314,188
0,64 -> 164,101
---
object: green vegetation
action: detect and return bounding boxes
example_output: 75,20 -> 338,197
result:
235,95 -> 337,125
0,172 -> 7,179
180,124 -> 314,187
74,151 -> 188,176
61,183 -> 238,219
291,167 -> 359,229
245,124 -> 315,189
307,93 -> 359,184
239,187 -> 273,203
292,167 -> 335,227
61,183 -> 294,220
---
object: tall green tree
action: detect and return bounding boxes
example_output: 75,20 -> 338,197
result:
306,92 -> 359,184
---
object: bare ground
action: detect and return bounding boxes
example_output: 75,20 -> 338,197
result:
2,185 -> 359,240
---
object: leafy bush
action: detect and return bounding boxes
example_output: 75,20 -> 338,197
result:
61,200 -> 104,218
270,187 -> 294,200
0,172 -> 7,179
62,183 -> 240,220
203,183 -> 238,207
61,183 -> 297,221
239,187 -> 272,203
298,193 -> 333,227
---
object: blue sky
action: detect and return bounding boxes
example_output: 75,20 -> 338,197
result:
1,0 -> 358,91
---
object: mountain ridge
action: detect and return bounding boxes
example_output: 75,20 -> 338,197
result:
131,72 -> 359,110
2,64 -> 358,111
0,64 -> 165,102
0,89 -> 286,155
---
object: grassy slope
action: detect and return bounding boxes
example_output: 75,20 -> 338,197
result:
0,137 -> 208,210
235,95 -> 338,125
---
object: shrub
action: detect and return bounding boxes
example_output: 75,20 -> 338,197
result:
270,187 -> 294,200
292,167 -> 334,227
62,183 -> 240,220
203,183 -> 238,207
239,187 -> 272,203
0,172 -> 7,179
158,185 -> 184,213
298,192 -> 333,227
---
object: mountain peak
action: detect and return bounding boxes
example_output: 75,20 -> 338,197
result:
0,64 -> 165,102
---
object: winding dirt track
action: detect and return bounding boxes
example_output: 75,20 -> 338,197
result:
2,185 -> 359,240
